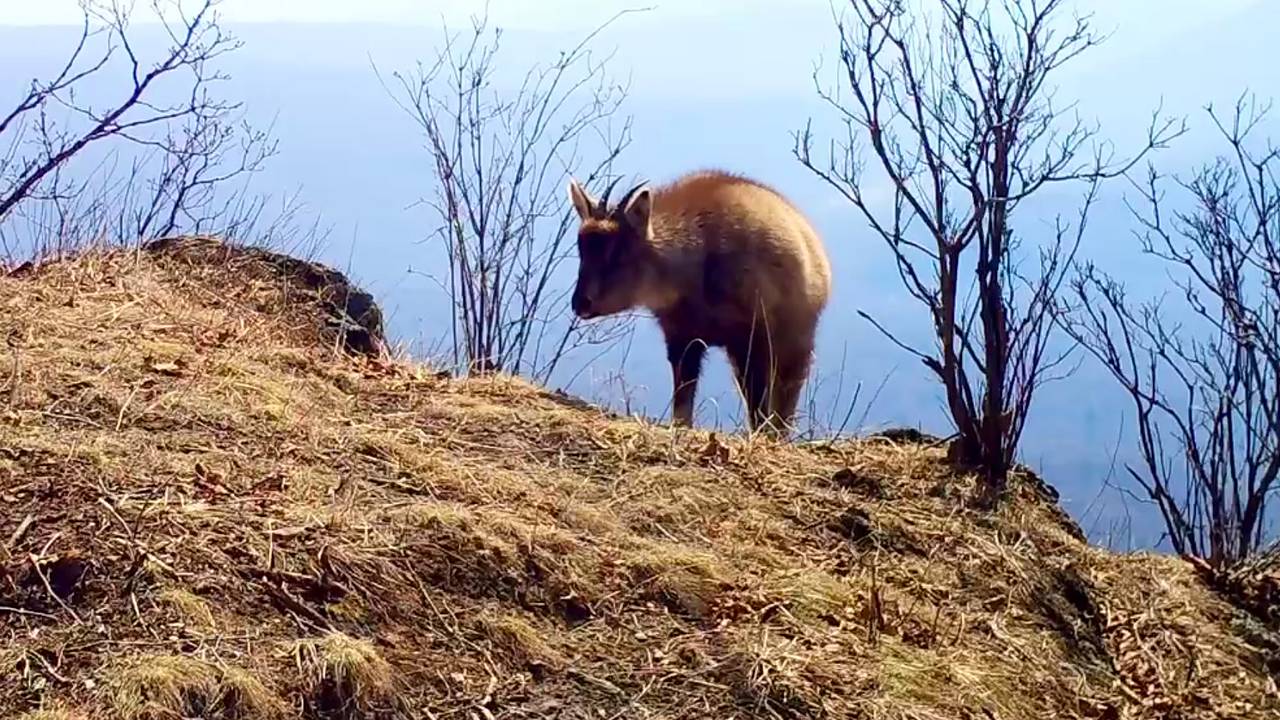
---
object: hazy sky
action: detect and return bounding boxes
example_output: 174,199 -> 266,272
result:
0,0 -> 1265,40
4,0 -> 828,28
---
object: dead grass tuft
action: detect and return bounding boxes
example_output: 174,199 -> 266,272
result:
625,545 -> 730,619
293,632 -> 396,718
473,611 -> 566,673
722,633 -> 852,719
104,654 -> 286,720
155,588 -> 216,628
217,666 -> 290,720
107,655 -> 221,720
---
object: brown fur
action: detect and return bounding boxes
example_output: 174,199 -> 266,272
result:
568,168 -> 832,436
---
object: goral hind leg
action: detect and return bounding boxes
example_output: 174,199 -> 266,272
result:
769,329 -> 817,437
727,327 -> 780,436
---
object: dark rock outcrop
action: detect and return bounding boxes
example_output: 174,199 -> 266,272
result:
143,235 -> 387,358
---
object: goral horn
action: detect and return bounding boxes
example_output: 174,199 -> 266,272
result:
597,175 -> 624,216
616,180 -> 648,210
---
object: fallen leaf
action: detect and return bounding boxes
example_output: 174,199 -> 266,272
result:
150,361 -> 182,376
700,433 -> 732,465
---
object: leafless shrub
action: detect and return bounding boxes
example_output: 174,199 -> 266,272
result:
0,0 -> 279,262
1061,95 -> 1280,567
381,7 -> 642,382
794,0 -> 1181,503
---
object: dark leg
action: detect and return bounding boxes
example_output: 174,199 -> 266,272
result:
771,331 -> 816,438
728,331 -> 778,435
665,335 -> 706,427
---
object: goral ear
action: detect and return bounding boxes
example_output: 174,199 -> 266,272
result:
618,184 -> 651,232
567,178 -> 597,221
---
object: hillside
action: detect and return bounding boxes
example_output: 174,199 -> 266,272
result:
0,236 -> 1276,720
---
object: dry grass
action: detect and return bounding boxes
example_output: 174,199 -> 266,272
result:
108,655 -> 221,720
155,588 -> 216,628
472,611 -> 567,673
0,237 -> 1277,719
293,632 -> 397,718
106,654 -> 287,720
15,708 -> 91,720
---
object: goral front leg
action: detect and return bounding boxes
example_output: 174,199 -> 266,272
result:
666,335 -> 705,427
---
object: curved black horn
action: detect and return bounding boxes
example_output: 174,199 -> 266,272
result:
598,176 -> 624,213
616,180 -> 648,210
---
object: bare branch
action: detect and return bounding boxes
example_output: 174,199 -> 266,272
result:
379,6 -> 645,380
0,0 -> 277,259
796,0 -> 1180,504
1061,99 -> 1280,567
